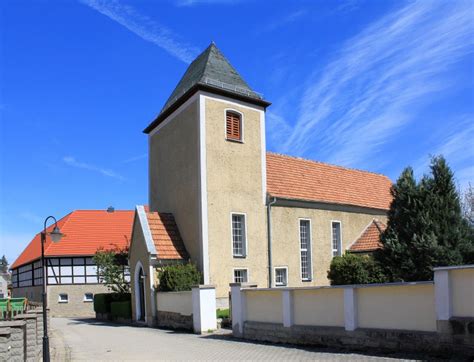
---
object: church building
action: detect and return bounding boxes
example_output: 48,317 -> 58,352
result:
128,43 -> 393,323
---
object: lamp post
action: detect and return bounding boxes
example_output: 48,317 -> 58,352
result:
41,216 -> 63,362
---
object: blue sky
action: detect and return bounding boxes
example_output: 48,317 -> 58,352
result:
1,0 -> 473,265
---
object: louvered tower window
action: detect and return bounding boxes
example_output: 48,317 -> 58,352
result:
226,111 -> 242,141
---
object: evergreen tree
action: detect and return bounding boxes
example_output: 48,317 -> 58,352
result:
375,156 -> 473,281
0,255 -> 8,273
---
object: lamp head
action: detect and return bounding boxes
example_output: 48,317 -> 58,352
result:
50,226 -> 63,243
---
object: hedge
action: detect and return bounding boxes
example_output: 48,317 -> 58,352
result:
110,300 -> 132,319
158,263 -> 202,292
94,293 -> 131,314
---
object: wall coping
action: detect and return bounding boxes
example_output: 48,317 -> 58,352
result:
156,290 -> 192,295
433,264 -> 474,271
13,314 -> 38,320
0,320 -> 26,327
229,283 -> 258,288
241,281 -> 434,292
191,284 -> 216,290
0,327 -> 11,336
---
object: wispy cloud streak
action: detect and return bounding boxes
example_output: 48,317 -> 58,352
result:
80,0 -> 198,63
123,153 -> 147,163
273,1 -> 473,168
174,0 -> 243,6
63,156 -> 125,181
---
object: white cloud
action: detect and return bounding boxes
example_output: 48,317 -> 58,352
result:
63,156 -> 125,181
123,153 -> 147,163
80,0 -> 199,63
413,118 -> 474,190
174,0 -> 243,6
271,1 -> 473,169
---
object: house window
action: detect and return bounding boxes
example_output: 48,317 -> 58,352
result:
226,111 -> 242,141
275,267 -> 288,287
84,293 -> 94,302
233,269 -> 248,283
58,293 -> 68,303
299,219 -> 312,281
332,221 -> 342,257
232,214 -> 247,257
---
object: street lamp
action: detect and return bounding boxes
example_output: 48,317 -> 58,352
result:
41,216 -> 63,362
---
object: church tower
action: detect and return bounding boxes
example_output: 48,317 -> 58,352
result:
144,43 -> 271,304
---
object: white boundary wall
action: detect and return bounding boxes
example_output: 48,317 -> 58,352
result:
231,265 -> 474,336
155,285 -> 217,333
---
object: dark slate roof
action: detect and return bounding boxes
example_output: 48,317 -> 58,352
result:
144,43 -> 270,134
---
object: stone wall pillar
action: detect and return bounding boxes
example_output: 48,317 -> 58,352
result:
14,314 -> 38,361
343,287 -> 358,331
191,285 -> 217,333
0,320 -> 26,362
282,290 -> 294,328
0,327 -> 11,361
230,283 -> 257,337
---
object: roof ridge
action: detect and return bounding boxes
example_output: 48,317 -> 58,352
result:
266,152 -> 391,180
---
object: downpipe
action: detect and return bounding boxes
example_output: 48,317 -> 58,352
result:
266,196 -> 277,288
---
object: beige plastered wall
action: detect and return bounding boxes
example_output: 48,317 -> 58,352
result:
450,268 -> 474,317
357,283 -> 436,332
204,97 -> 268,300
293,288 -> 345,327
245,290 -> 282,323
271,206 -> 387,287
149,99 -> 202,269
156,291 -> 193,316
129,216 -> 154,325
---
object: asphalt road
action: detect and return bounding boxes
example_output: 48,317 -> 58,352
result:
50,318 -> 417,361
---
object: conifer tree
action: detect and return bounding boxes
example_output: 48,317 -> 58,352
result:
375,156 -> 473,281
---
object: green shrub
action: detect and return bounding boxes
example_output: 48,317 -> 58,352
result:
327,253 -> 387,285
157,263 -> 202,292
93,293 -> 110,314
216,308 -> 229,319
110,300 -> 132,319
94,293 -> 131,314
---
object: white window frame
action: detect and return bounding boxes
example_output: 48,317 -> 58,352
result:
230,212 -> 248,258
331,220 -> 343,257
232,268 -> 249,283
58,293 -> 69,303
274,266 -> 288,287
224,108 -> 244,143
83,293 -> 94,302
298,218 -> 313,281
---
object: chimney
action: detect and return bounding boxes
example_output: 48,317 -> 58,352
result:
107,206 -> 115,213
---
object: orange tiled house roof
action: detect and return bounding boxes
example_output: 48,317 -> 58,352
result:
266,153 -> 393,210
11,210 -> 134,269
146,212 -> 189,260
349,219 -> 386,253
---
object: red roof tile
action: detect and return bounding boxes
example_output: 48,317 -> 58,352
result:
349,219 -> 386,252
266,153 -> 393,210
11,210 -> 134,269
146,212 -> 189,260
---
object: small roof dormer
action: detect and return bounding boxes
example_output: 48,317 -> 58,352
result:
144,42 -> 270,134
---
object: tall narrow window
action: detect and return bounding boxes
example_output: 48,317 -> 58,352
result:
332,222 -> 342,257
232,214 -> 247,257
226,111 -> 242,141
299,220 -> 312,281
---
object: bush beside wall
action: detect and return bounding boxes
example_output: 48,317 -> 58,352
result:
157,264 -> 202,292
94,293 -> 131,315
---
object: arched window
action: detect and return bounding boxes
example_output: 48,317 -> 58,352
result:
226,111 -> 242,141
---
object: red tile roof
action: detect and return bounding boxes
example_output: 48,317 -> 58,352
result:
11,210 -> 134,269
266,153 -> 393,210
146,212 -> 189,260
349,219 -> 386,252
